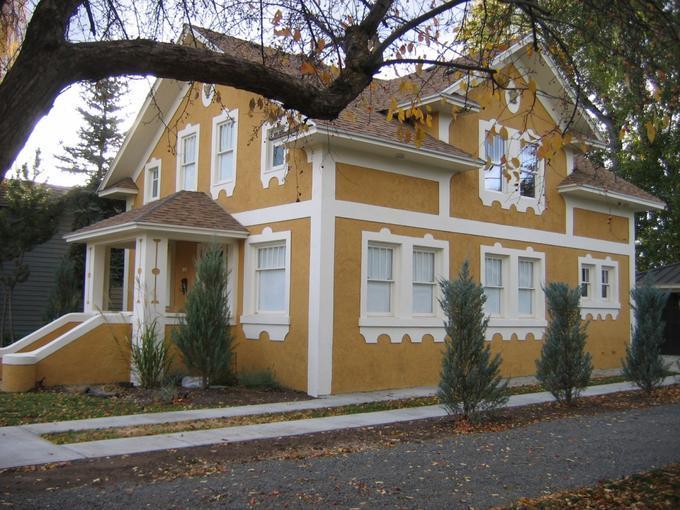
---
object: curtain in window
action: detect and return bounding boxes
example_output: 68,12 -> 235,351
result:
484,256 -> 503,315
257,244 -> 286,312
182,134 -> 196,189
217,121 -> 235,182
413,250 -> 435,314
367,246 -> 393,313
518,259 -> 534,315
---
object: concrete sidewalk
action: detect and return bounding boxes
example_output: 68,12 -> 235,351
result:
1,376 -> 676,470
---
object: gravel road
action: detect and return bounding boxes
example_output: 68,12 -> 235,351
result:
3,403 -> 679,509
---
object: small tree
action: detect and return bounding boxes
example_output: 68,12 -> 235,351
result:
623,279 -> 668,394
172,245 -> 233,389
437,261 -> 508,421
43,255 -> 82,321
536,282 -> 592,404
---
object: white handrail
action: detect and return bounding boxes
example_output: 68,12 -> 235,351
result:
0,313 -> 94,357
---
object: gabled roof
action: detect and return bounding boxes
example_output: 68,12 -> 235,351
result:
65,191 -> 248,242
558,156 -> 665,211
637,262 -> 680,288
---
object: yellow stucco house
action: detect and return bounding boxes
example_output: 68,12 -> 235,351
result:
0,30 -> 664,395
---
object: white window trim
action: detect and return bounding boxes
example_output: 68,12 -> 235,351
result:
359,228 -> 449,343
144,158 -> 161,203
578,255 -> 620,320
240,227 -> 291,341
210,108 -> 238,198
481,243 -> 547,340
260,121 -> 288,188
478,119 -> 545,214
176,123 -> 200,192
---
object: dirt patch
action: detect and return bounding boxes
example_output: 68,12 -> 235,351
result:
2,385 -> 678,495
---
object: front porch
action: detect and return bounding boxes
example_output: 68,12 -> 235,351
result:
1,192 -> 249,391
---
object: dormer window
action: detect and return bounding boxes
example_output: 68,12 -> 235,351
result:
484,132 -> 504,192
260,122 -> 289,188
176,124 -> 199,192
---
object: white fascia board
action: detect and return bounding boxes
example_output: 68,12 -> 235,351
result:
98,187 -> 138,199
396,92 -> 481,113
300,126 -> 482,171
558,184 -> 666,212
64,222 -> 249,243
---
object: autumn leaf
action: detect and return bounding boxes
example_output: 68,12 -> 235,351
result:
299,61 -> 316,75
645,121 -> 656,143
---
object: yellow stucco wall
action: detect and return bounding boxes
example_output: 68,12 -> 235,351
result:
335,163 -> 439,214
331,217 -> 631,394
573,208 -> 629,243
133,82 -> 311,213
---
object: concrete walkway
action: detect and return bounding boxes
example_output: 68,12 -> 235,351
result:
1,376 -> 676,470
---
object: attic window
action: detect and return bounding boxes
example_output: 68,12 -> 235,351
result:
505,80 -> 520,114
202,83 -> 216,107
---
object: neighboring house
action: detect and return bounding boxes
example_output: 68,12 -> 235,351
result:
1,30 -> 665,395
637,263 -> 680,356
0,183 -> 72,340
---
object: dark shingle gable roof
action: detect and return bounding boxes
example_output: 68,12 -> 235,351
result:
69,191 -> 248,236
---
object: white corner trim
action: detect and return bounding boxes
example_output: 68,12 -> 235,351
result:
359,228 -> 449,343
176,123 -> 200,192
240,228 -> 292,341
143,158 -> 162,203
2,313 -> 132,365
210,108 -> 238,199
481,242 -> 547,340
478,119 -> 546,214
438,113 -> 452,144
578,254 -> 621,320
260,122 -> 289,188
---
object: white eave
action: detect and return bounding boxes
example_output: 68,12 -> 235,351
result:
98,186 -> 138,199
558,184 -> 666,212
297,125 -> 483,172
396,91 -> 481,113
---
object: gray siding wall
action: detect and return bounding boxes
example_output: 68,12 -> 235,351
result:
1,210 -> 75,339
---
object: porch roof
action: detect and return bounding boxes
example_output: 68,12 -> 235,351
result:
64,191 -> 249,243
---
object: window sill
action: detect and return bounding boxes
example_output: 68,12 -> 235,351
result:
579,302 -> 620,320
240,314 -> 290,341
479,188 -> 545,214
487,317 -> 547,341
359,316 -> 445,343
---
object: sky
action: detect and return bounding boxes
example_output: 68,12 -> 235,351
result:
12,78 -> 152,188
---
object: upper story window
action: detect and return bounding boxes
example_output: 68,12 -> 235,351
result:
519,143 -> 538,198
578,255 -> 620,319
484,133 -> 505,192
210,109 -> 238,198
144,158 -> 161,203
478,119 -> 545,214
176,124 -> 199,192
260,122 -> 288,188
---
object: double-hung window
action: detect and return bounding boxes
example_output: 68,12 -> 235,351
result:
519,143 -> 538,198
260,122 -> 288,187
144,158 -> 161,202
215,119 -> 235,183
366,244 -> 394,314
256,243 -> 286,313
484,256 -> 504,316
601,267 -> 612,300
484,132 -> 504,192
580,265 -> 594,298
177,124 -> 199,191
518,259 -> 535,315
413,249 -> 436,314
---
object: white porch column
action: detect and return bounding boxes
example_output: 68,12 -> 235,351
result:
84,244 -> 107,313
132,234 -> 170,349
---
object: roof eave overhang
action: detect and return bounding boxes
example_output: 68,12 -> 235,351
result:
98,187 -> 139,199
559,184 -> 666,212
297,126 -> 483,172
396,92 -> 481,113
65,221 -> 249,244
